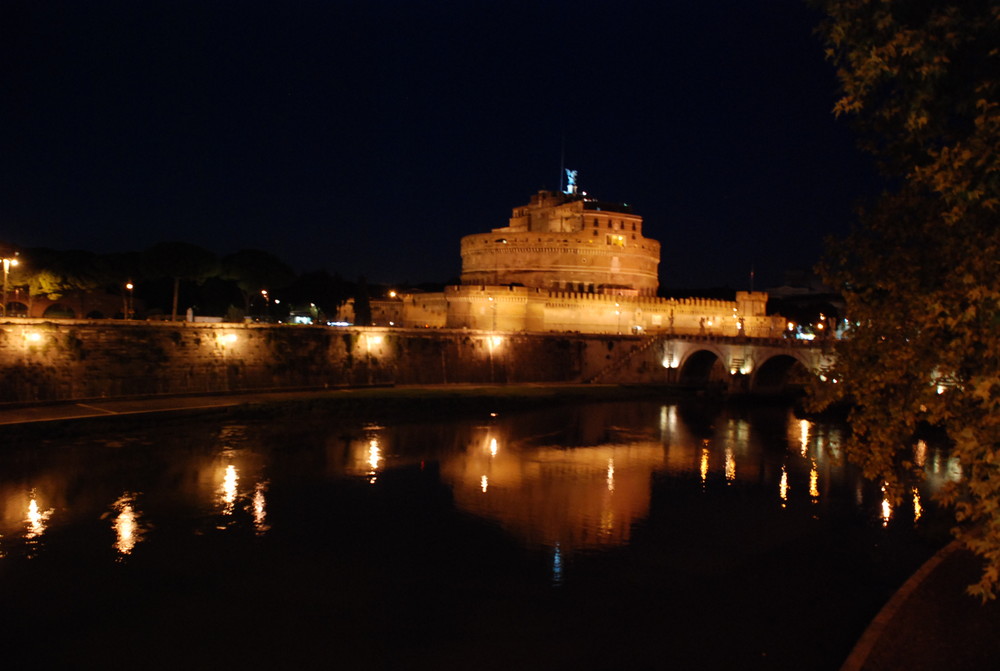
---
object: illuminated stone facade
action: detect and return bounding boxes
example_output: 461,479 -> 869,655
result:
461,190 -> 660,296
364,188 -> 785,336
437,286 -> 783,337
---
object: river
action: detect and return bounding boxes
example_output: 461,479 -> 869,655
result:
0,398 -> 950,669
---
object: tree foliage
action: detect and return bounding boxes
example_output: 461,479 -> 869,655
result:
221,249 -> 295,315
15,248 -> 106,301
143,242 -> 220,320
0,243 -> 338,320
812,0 -> 1000,599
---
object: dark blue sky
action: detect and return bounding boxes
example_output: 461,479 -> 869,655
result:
1,0 -> 878,290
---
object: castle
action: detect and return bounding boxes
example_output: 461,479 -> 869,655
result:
364,184 -> 785,337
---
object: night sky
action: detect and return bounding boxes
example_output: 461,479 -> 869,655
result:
2,0 -> 879,291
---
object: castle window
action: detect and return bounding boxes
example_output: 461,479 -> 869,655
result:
593,230 -> 598,237
632,222 -> 636,230
606,234 -> 626,247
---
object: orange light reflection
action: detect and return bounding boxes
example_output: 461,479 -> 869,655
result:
252,481 -> 270,535
779,466 -> 788,507
25,497 -> 52,539
881,484 -> 892,527
809,460 -> 819,501
112,493 -> 144,556
220,465 -> 238,515
700,444 -> 709,486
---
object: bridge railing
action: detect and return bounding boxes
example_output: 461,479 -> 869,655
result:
657,333 -> 826,347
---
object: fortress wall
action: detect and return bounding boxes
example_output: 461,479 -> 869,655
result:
460,233 -> 660,295
435,286 -> 786,337
0,320 -> 657,403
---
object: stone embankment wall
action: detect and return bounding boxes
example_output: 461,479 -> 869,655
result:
0,320 -> 663,403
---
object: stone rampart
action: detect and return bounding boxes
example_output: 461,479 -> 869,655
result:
0,320 -> 663,403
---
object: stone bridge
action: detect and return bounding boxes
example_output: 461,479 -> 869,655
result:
588,333 -> 836,393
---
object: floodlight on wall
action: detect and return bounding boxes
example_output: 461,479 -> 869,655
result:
216,332 -> 238,348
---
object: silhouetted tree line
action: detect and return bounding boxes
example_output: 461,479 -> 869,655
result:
0,241 -> 373,322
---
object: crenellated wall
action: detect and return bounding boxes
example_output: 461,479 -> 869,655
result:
434,287 -> 785,336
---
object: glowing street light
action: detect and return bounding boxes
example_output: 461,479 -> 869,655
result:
125,281 -> 135,319
2,254 -> 20,317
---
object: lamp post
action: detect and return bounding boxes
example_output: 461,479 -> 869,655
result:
125,281 -> 134,319
261,289 -> 269,320
2,255 -> 19,317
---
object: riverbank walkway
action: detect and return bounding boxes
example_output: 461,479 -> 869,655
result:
0,389 -> 345,426
0,384 -> 640,427
0,387 -> 997,670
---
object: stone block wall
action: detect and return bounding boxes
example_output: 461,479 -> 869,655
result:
0,320 -> 660,403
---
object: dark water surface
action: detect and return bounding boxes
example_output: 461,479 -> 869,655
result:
0,400 -> 950,669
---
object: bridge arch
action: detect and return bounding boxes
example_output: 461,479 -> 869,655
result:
43,304 -> 76,319
5,301 -> 28,317
677,348 -> 729,387
751,353 -> 812,394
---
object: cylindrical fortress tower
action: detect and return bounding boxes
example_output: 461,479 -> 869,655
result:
460,190 -> 660,296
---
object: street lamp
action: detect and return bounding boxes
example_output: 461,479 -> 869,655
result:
125,281 -> 134,319
261,289 -> 269,320
2,255 -> 20,318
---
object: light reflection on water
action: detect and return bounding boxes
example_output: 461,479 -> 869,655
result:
0,402 -> 946,562
220,465 -> 239,516
110,493 -> 144,556
881,484 -> 892,527
810,460 -> 820,501
252,481 -> 270,535
0,399 -> 960,670
25,496 -> 52,539
779,464 -> 789,507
